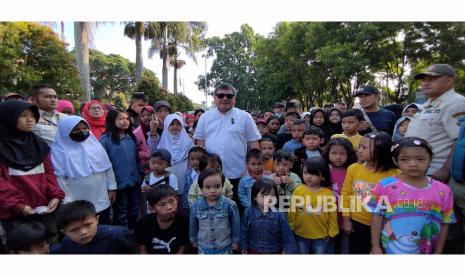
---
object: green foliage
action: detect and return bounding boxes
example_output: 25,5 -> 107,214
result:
0,22 -> 82,98
200,22 -> 465,110
197,24 -> 259,110
89,49 -> 135,99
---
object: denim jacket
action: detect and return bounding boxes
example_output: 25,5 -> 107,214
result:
100,133 -> 141,190
240,206 -> 298,254
238,175 -> 256,209
182,169 -> 196,209
189,195 -> 240,251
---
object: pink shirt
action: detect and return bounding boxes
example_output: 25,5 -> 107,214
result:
330,167 -> 347,229
370,176 -> 456,254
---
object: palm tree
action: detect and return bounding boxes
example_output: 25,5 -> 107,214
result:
74,22 -> 91,101
147,22 -> 207,92
123,22 -> 146,85
168,43 -> 186,94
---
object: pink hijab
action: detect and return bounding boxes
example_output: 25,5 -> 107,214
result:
57,100 -> 74,114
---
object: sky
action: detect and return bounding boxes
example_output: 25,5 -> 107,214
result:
54,21 -> 278,106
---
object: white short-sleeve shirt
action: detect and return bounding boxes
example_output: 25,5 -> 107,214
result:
194,107 -> 261,179
406,89 -> 465,174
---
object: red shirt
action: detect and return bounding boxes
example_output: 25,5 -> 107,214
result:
0,154 -> 64,219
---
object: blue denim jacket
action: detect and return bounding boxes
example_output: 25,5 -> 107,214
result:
240,206 -> 298,254
182,169 -> 195,209
189,195 -> 240,252
100,133 -> 141,190
282,139 -> 303,154
238,175 -> 256,209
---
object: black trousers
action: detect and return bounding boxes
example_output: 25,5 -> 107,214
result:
228,178 -> 243,214
348,219 -> 371,254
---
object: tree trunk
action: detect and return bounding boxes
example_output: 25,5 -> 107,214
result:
74,22 -> 91,101
173,61 -> 178,94
135,22 -> 143,85
162,24 -> 168,90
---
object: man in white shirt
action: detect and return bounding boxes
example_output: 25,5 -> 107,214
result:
31,84 -> 67,146
194,83 -> 261,206
406,63 -> 465,253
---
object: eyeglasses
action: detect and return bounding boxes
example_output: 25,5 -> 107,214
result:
215,93 -> 234,99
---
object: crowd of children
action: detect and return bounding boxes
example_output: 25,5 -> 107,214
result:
0,94 -> 459,255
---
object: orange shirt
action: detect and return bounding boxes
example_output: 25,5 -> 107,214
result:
264,158 -> 274,174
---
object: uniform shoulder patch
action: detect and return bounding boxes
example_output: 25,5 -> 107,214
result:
379,176 -> 398,188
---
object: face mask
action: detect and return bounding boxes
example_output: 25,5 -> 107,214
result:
69,131 -> 90,142
275,112 -> 281,117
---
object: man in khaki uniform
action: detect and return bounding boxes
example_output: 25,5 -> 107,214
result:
406,64 -> 465,253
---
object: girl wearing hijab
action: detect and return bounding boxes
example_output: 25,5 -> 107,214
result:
300,111 -> 311,127
0,100 -> 64,238
56,100 -> 75,115
82,100 -> 107,139
133,106 -> 155,175
51,116 -> 117,224
327,108 -> 343,137
309,108 -> 332,145
156,114 -> 194,205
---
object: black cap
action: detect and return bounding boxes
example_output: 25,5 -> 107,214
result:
151,149 -> 172,164
273,102 -> 285,108
354,85 -> 379,96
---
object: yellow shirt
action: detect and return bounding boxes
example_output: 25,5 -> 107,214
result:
188,178 -> 234,206
331,133 -> 362,151
341,163 -> 399,225
288,185 -> 339,239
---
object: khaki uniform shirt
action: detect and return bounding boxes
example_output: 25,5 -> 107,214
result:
406,89 -> 465,174
32,109 -> 67,146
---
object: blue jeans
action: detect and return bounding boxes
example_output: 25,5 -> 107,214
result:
113,185 -> 140,230
295,235 -> 329,254
333,232 -> 350,254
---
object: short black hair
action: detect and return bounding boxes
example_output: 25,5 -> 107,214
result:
198,168 -> 225,189
303,126 -> 324,139
131,91 -> 148,102
291,119 -> 306,127
56,200 -> 97,230
391,137 -> 433,162
30,84 -> 56,97
259,135 -> 277,147
263,109 -> 274,115
146,184 -> 178,206
194,109 -> 205,116
214,83 -> 237,95
199,152 -> 223,171
267,115 -> 279,124
251,178 -> 278,207
364,131 -> 396,172
284,111 -> 300,120
341,109 -> 363,121
302,157 -> 332,188
246,148 -> 264,163
6,221 -> 50,253
273,149 -> 291,162
188,146 -> 207,158
323,137 -> 357,168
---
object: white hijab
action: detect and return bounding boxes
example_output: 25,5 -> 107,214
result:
51,115 -> 113,178
157,114 -> 194,165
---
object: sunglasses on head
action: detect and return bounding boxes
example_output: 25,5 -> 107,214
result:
215,93 -> 234,99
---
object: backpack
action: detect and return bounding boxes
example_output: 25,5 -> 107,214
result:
144,171 -> 171,187
451,116 -> 465,183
